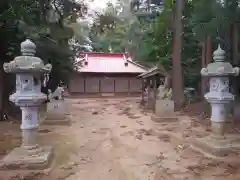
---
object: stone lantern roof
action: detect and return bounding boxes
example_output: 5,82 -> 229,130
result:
201,45 -> 239,77
3,39 -> 52,74
21,39 -> 37,56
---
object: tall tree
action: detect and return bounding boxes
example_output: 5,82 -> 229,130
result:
0,0 -> 88,119
172,0 -> 185,110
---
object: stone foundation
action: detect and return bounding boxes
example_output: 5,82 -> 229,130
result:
44,100 -> 70,125
151,114 -> 178,123
152,99 -> 177,123
189,134 -> 240,165
155,99 -> 174,116
190,135 -> 240,156
157,126 -> 240,165
43,118 -> 70,125
0,146 -> 53,170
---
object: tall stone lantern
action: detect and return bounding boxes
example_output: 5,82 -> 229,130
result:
190,45 -> 240,158
201,45 -> 239,134
0,39 -> 53,169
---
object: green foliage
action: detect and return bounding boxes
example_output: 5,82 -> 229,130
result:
0,0 -> 87,90
89,0 -> 240,90
90,0 -> 201,88
0,0 -> 90,118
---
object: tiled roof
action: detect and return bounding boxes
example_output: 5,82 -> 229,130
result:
76,52 -> 147,73
138,66 -> 168,78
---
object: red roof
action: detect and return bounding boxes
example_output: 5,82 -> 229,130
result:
76,52 -> 147,74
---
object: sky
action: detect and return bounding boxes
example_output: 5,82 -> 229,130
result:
77,0 -> 118,25
85,0 -> 117,12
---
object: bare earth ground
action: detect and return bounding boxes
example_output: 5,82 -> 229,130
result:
0,98 -> 240,180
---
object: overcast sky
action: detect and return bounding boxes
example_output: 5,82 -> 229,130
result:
85,0 -> 117,12
77,0 -> 118,24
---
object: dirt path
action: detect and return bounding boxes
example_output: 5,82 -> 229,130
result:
1,98 -> 240,180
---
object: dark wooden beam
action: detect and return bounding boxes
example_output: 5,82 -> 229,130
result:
83,75 -> 86,93
114,79 -> 116,94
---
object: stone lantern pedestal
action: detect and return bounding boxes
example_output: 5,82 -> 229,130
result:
0,39 -> 53,170
151,86 -> 178,123
190,45 -> 240,160
41,86 -> 70,125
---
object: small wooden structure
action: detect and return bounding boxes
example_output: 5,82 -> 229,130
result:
138,67 -> 167,111
69,52 -> 147,97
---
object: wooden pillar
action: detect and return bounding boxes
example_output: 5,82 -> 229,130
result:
83,76 -> 86,93
147,78 -> 151,109
99,77 -> 101,97
150,77 -> 154,110
128,78 -> 130,95
141,79 -> 144,103
113,79 -> 116,95
153,76 -> 157,113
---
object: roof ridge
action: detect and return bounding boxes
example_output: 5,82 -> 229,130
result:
75,52 -> 147,73
126,58 -> 148,70
80,52 -> 128,56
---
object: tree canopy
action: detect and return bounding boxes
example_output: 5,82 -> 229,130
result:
89,0 -> 240,90
0,0 -> 89,117
0,0 -> 89,88
2,0 -> 240,114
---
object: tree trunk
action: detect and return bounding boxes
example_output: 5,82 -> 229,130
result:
201,42 -> 206,97
231,23 -> 238,98
204,36 -> 212,94
0,70 -> 3,120
232,23 -> 238,65
172,0 -> 185,111
206,36 -> 212,64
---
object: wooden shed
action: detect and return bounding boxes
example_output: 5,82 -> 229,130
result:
138,67 -> 167,110
68,52 -> 147,97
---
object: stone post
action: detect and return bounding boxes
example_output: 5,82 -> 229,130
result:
44,86 -> 70,125
201,45 -> 239,135
151,77 -> 177,123
0,39 -> 53,170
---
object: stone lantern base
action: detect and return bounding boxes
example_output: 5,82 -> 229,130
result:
0,146 -> 53,170
190,133 -> 240,165
190,135 -> 240,156
190,121 -> 240,160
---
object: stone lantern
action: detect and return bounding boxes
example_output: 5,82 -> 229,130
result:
0,39 -> 53,169
201,45 -> 239,134
190,45 -> 240,158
